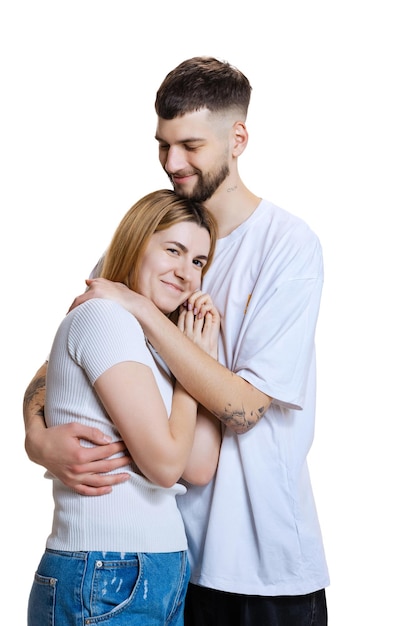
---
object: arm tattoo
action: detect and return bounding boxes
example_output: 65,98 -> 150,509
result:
23,374 -> 46,418
214,404 -> 266,434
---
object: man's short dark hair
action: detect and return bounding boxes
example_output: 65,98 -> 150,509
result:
155,56 -> 252,120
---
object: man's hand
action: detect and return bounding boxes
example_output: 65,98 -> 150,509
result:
26,421 -> 131,496
69,278 -> 139,313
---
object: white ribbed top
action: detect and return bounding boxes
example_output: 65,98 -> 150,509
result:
44,298 -> 187,553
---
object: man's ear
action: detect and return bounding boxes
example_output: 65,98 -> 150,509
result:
231,121 -> 248,157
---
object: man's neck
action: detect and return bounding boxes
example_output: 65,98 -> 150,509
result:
205,180 -> 261,239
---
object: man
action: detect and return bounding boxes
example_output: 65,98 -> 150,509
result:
24,56 -> 329,625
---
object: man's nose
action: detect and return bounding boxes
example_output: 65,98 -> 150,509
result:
164,146 -> 186,173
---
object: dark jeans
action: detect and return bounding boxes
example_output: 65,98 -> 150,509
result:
184,583 -> 327,626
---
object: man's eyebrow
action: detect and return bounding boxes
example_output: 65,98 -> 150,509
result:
167,240 -> 208,261
155,134 -> 206,144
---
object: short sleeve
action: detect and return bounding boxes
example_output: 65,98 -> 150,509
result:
67,298 -> 152,384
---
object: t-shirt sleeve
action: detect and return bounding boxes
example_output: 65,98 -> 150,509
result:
235,233 -> 323,409
67,298 -> 152,384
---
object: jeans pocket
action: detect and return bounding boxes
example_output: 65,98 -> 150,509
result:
28,573 -> 57,626
89,556 -> 140,619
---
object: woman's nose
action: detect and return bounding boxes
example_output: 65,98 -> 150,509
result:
175,259 -> 192,283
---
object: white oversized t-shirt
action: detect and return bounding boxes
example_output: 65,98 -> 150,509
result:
177,199 -> 330,595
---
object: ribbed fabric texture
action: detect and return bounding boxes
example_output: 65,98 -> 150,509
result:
45,298 -> 187,553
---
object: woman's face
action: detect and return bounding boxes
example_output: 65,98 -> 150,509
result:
136,221 -> 211,314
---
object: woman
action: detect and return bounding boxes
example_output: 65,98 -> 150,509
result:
27,189 -> 220,626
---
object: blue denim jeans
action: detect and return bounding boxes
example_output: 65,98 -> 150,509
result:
28,549 -> 190,625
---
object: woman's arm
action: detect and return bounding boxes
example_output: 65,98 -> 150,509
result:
95,360 -> 198,488
177,297 -> 221,484
94,303 -> 220,488
182,406 -> 221,485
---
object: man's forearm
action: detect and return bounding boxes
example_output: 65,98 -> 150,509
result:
23,361 -> 47,430
23,361 -> 48,463
69,280 -> 271,432
138,299 -> 270,433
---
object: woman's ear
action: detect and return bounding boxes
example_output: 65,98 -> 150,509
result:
231,121 -> 248,157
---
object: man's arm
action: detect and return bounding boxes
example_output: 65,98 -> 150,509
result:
70,280 -> 272,434
23,361 -> 131,495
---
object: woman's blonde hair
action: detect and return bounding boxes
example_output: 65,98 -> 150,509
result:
100,189 -> 217,292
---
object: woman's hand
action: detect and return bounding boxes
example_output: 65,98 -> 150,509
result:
177,291 -> 220,359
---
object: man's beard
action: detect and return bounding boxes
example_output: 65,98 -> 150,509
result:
168,162 -> 230,202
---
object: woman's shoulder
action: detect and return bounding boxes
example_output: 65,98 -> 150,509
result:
68,298 -> 144,340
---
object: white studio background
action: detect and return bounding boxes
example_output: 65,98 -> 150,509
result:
1,1 -> 417,624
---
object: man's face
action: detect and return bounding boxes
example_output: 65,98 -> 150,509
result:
155,109 -> 231,202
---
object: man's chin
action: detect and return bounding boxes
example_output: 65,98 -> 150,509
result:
172,183 -> 195,200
